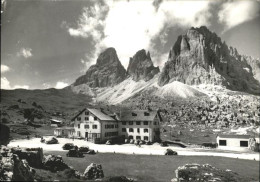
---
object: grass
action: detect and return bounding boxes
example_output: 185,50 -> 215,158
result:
45,151 -> 259,182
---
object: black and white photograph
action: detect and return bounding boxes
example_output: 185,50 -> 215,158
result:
1,0 -> 260,181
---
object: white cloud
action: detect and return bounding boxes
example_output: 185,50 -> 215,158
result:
55,81 -> 69,89
219,1 -> 260,30
13,85 -> 29,89
67,0 -> 212,68
1,76 -> 29,90
1,65 -> 10,73
43,83 -> 51,89
17,48 -> 33,58
1,77 -> 11,89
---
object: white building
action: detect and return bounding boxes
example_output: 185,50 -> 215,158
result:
71,108 -> 118,143
216,135 -> 251,149
54,127 -> 74,138
116,110 -> 161,142
70,108 -> 162,143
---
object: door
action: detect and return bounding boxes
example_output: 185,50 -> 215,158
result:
85,132 -> 88,138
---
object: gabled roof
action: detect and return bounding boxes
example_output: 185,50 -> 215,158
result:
71,108 -> 115,121
116,110 -> 162,121
218,135 -> 251,139
88,108 -> 115,121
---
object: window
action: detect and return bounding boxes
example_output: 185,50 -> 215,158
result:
136,121 -> 141,125
62,130 -> 64,134
144,121 -> 148,125
129,135 -> 133,139
219,140 -> 227,146
85,117 -> 89,121
153,122 -> 157,125
137,128 -> 140,133
77,131 -> 80,136
85,111 -> 89,115
92,125 -> 97,129
144,112 -> 150,116
122,121 -> 126,125
240,141 -> 248,147
129,121 -> 133,125
132,112 -> 137,116
144,129 -> 148,133
94,116 -> 97,120
84,125 -> 89,129
136,136 -> 141,140
122,128 -> 126,132
144,136 -> 149,141
115,124 -> 118,128
129,128 -> 134,132
78,124 -> 80,129
77,117 -> 81,121
105,132 -> 118,137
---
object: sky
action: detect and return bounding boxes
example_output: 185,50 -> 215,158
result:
1,0 -> 260,90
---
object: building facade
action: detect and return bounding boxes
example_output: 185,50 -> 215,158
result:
72,108 -> 118,143
216,135 -> 251,149
54,127 -> 75,138
71,108 -> 162,143
117,110 -> 161,142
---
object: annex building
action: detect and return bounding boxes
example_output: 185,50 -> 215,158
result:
68,108 -> 162,143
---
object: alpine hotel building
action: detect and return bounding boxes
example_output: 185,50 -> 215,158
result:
71,108 -> 162,143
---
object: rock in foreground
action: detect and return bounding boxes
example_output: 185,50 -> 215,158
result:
83,163 -> 104,180
0,146 -> 35,181
171,164 -> 247,182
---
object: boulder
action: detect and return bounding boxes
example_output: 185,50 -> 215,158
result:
171,163 -> 247,182
11,147 -> 43,168
42,155 -> 69,172
0,153 -> 35,181
83,163 -> 104,180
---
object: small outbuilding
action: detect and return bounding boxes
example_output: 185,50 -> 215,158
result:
50,119 -> 63,127
216,134 -> 251,149
54,127 -> 75,138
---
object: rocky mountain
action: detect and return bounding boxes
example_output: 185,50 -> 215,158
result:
127,49 -> 159,81
73,48 -> 127,87
158,26 -> 260,95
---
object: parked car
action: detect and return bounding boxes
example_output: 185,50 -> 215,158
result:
46,137 -> 58,144
62,143 -> 74,150
86,149 -> 96,155
145,141 -> 152,145
164,148 -> 178,155
78,146 -> 89,153
66,149 -> 84,157
160,141 -> 168,147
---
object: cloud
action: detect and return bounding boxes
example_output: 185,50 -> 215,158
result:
43,83 -> 51,89
218,1 -> 260,30
1,76 -> 29,90
67,1 -> 212,68
17,48 -> 33,58
13,85 -> 29,89
55,81 -> 69,89
1,77 -> 11,89
1,65 -> 10,73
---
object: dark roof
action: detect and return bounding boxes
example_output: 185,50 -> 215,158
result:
55,127 -> 74,130
88,108 -> 115,121
71,108 -> 115,121
218,135 -> 251,139
116,110 -> 162,121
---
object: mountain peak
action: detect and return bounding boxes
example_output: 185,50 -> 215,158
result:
73,47 -> 127,87
127,49 -> 159,82
158,26 -> 260,95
